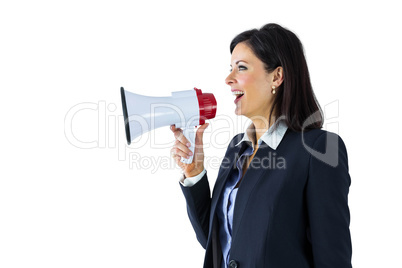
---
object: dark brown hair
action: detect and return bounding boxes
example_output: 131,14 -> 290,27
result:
230,23 -> 323,131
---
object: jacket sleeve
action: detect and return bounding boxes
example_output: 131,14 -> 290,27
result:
306,132 -> 352,267
180,172 -> 211,249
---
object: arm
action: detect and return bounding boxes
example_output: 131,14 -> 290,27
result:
170,124 -> 211,248
306,132 -> 352,267
180,171 -> 211,249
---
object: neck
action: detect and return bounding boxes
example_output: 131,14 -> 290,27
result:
248,116 -> 276,146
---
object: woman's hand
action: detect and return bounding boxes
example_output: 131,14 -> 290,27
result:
170,123 -> 209,178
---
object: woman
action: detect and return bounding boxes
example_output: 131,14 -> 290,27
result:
170,23 -> 352,268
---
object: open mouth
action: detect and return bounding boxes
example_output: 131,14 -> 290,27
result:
232,90 -> 245,103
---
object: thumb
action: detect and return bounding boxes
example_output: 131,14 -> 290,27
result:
195,123 -> 209,144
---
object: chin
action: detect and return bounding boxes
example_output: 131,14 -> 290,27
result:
234,109 -> 244,116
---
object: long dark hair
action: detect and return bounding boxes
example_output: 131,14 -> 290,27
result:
230,23 -> 323,131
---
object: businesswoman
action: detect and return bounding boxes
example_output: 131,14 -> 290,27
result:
170,23 -> 352,268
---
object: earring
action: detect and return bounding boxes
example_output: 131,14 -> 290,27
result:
272,86 -> 276,94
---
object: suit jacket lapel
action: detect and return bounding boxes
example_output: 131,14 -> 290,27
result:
209,149 -> 235,234
208,138 -> 249,236
231,143 -> 274,241
206,135 -> 257,267
206,139 -> 244,268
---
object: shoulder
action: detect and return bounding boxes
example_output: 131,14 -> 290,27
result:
282,128 -> 349,166
296,129 -> 349,169
286,128 -> 347,150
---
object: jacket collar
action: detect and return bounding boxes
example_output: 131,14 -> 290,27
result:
235,119 -> 288,150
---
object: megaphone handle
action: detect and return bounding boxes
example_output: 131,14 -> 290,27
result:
180,126 -> 197,164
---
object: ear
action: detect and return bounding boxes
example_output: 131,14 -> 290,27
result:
271,66 -> 284,87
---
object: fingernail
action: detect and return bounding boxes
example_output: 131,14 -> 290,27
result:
189,151 -> 193,156
187,143 -> 191,147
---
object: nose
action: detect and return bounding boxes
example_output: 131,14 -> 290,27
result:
225,71 -> 235,86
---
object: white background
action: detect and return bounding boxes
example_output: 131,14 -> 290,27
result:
1,0 -> 401,267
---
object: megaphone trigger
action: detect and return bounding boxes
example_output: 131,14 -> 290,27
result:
181,126 -> 197,164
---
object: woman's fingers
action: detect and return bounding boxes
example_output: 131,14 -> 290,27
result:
170,123 -> 208,175
171,123 -> 209,148
173,140 -> 193,159
170,125 -> 190,147
170,125 -> 193,159
171,152 -> 184,168
171,147 -> 190,159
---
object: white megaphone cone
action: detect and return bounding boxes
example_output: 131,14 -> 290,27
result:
120,87 -> 217,164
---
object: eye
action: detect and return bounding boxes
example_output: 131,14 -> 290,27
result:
238,65 -> 247,71
229,65 -> 247,72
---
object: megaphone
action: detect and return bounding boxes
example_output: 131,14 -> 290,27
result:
120,87 -> 217,164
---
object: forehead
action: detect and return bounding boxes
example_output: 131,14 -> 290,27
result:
231,42 -> 258,64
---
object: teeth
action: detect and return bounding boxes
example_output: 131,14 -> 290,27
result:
232,90 -> 244,96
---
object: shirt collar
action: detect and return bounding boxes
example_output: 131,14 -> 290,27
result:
235,119 -> 288,150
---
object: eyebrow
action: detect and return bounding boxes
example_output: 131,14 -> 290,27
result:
230,60 -> 248,67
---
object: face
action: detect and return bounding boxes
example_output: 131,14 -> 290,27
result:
225,42 -> 276,120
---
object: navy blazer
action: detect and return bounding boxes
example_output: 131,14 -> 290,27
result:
180,128 -> 352,268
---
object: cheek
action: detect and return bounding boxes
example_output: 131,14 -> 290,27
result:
243,76 -> 270,99
239,74 -> 260,92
